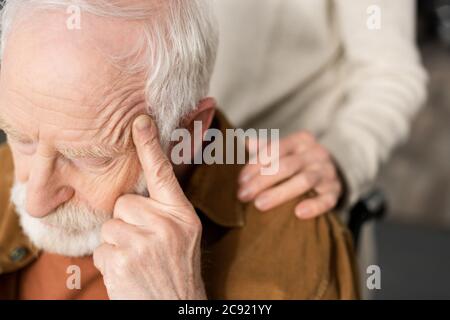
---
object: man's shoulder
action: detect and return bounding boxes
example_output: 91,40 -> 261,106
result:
242,198 -> 358,298
0,143 -> 13,168
0,143 -> 15,227
0,143 -> 14,197
203,195 -> 359,299
0,143 -> 14,201
0,143 -> 38,276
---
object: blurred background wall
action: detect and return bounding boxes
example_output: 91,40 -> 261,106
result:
379,0 -> 450,229
372,0 -> 450,299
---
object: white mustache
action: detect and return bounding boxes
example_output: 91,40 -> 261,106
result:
9,173 -> 147,257
11,182 -> 111,234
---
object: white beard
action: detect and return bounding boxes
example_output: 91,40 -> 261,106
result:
10,173 -> 148,257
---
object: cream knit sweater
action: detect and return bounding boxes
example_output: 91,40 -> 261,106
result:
210,0 -> 428,206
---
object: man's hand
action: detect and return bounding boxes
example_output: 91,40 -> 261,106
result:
93,115 -> 205,300
238,131 -> 344,219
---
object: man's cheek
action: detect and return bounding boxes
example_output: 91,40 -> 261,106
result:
115,152 -> 143,189
80,156 -> 141,212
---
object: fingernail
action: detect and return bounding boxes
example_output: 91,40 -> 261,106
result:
296,207 -> 310,218
134,115 -> 151,131
239,173 -> 251,184
238,188 -> 251,200
255,196 -> 270,210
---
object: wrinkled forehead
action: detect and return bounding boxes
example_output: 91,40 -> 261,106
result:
1,8 -> 147,103
0,9 -> 148,143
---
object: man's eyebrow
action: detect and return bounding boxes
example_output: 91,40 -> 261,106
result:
58,144 -> 134,158
0,114 -> 135,157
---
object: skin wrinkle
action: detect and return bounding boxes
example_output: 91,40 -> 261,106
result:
0,103 -> 141,160
0,100 -> 40,143
94,79 -> 148,147
89,71 -> 149,148
86,68 -> 147,115
21,85 -> 85,107
0,104 -> 141,158
0,114 -> 32,143
4,86 -> 104,127
6,73 -> 144,124
0,96 -> 110,150
0,70 -> 148,156
101,105 -> 142,150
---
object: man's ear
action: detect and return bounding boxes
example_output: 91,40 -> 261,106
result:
175,97 -> 216,163
182,97 -> 216,139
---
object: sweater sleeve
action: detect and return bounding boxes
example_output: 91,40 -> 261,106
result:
319,0 -> 428,208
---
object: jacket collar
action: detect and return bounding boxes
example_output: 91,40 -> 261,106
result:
184,111 -> 246,228
0,145 -> 39,275
0,111 -> 245,275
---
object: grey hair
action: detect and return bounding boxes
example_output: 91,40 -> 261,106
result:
0,0 -> 218,145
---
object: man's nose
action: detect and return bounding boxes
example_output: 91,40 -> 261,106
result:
26,152 -> 74,218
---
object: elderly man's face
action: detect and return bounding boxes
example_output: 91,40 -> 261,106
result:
0,11 -> 150,255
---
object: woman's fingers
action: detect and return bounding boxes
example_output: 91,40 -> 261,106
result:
238,132 -> 313,184
237,154 -> 305,201
237,130 -> 343,219
294,191 -> 339,219
252,168 -> 322,211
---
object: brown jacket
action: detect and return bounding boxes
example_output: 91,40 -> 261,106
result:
0,113 -> 360,299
